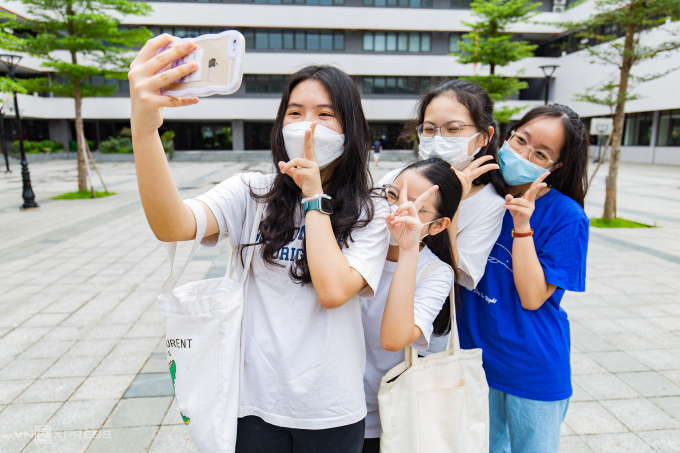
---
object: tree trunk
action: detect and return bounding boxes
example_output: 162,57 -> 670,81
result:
603,20 -> 636,221
73,83 -> 88,192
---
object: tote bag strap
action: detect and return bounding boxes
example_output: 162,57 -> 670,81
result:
404,261 -> 460,368
233,201 -> 265,285
160,199 -> 209,301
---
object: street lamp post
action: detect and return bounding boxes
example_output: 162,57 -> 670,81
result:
539,65 -> 559,105
1,54 -> 38,209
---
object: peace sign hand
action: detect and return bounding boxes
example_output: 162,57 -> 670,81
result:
503,171 -> 550,231
452,155 -> 499,200
279,122 -> 324,198
386,180 -> 439,254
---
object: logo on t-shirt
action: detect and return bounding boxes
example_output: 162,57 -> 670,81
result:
257,226 -> 305,263
487,243 -> 513,273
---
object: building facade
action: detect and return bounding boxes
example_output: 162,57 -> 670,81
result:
1,0 -> 679,164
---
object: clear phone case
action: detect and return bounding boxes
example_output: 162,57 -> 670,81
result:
155,30 -> 245,98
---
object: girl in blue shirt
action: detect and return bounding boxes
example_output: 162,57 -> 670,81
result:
457,104 -> 589,453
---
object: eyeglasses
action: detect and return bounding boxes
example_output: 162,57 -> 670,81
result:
508,131 -> 559,169
378,185 -> 441,219
417,121 -> 476,141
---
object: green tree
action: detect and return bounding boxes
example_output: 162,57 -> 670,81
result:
455,0 -> 540,123
0,0 -> 152,191
558,0 -> 680,220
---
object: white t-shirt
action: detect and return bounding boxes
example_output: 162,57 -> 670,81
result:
361,246 -> 453,438
379,168 -> 505,290
193,172 -> 390,429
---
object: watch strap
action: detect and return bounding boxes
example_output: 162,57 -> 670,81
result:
511,228 -> 534,238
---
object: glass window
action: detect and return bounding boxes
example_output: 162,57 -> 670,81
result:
421,33 -> 431,51
149,26 -> 162,36
283,30 -> 294,49
175,27 -> 188,38
398,0 -> 408,5
334,32 -> 344,50
409,0 -> 421,7
255,29 -> 268,49
308,0 -> 319,4
386,32 -> 397,51
307,32 -> 320,50
295,31 -> 306,49
271,75 -> 285,93
363,77 -> 373,94
320,31 -> 333,50
657,109 -> 680,147
363,32 -> 374,51
256,74 -> 270,93
449,33 -> 461,53
375,0 -> 386,5
243,30 -> 255,49
386,77 -> 396,93
269,30 -> 282,49
387,0 -> 397,5
374,77 -> 386,94
364,0 -> 374,4
408,78 -> 418,94
374,32 -> 386,52
397,77 -> 407,94
408,33 -> 420,52
245,74 -> 256,93
623,112 -> 654,146
398,33 -> 408,51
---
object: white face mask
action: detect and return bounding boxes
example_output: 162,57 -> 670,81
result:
282,121 -> 345,169
419,132 -> 482,170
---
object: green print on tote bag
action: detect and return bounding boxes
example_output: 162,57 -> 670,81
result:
158,199 -> 264,453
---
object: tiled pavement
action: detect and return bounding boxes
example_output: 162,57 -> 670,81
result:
0,157 -> 679,452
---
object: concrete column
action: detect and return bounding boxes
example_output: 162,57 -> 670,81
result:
650,110 -> 660,164
48,119 -> 72,152
232,120 -> 245,151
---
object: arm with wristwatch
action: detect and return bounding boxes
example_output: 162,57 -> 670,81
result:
278,122 -> 369,309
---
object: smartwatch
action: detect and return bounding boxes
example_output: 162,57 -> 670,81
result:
302,194 -> 333,215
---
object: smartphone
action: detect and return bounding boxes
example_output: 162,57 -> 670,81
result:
155,30 -> 245,98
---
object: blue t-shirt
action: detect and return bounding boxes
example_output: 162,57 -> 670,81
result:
458,188 -> 589,401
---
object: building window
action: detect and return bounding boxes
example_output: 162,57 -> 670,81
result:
362,76 -> 432,95
243,29 -> 344,51
449,33 -> 461,53
657,109 -> 680,147
623,112 -> 654,146
245,74 -> 288,93
146,26 -> 344,52
450,0 -> 473,8
243,0 -> 345,4
363,0 -> 432,6
363,32 -> 431,52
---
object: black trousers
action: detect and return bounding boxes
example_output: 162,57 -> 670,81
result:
362,438 -> 380,453
235,416 -> 365,453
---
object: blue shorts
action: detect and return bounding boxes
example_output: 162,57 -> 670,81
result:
489,387 -> 569,453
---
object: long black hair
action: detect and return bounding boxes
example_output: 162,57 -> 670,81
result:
400,79 -> 505,196
248,65 -> 374,284
396,158 -> 463,336
506,104 -> 589,207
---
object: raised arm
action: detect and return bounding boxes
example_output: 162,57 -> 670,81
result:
129,34 -> 219,242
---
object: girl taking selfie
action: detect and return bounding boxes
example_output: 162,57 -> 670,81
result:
129,35 -> 390,453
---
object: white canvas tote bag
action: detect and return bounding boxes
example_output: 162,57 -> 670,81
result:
158,199 -> 264,453
378,262 -> 490,453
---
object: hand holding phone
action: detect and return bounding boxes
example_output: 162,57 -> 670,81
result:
155,30 -> 246,98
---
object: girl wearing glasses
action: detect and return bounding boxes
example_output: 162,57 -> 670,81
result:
361,157 -> 467,453
457,104 -> 589,453
382,80 -> 506,298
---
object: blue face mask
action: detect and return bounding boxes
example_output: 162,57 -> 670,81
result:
497,141 -> 548,186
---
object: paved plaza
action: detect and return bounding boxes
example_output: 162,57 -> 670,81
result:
0,156 -> 679,452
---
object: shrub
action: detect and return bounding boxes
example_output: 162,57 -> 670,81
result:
11,140 -> 64,153
98,136 -> 133,153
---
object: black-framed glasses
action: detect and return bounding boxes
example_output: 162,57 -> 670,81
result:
417,121 -> 476,140
378,184 -> 441,218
